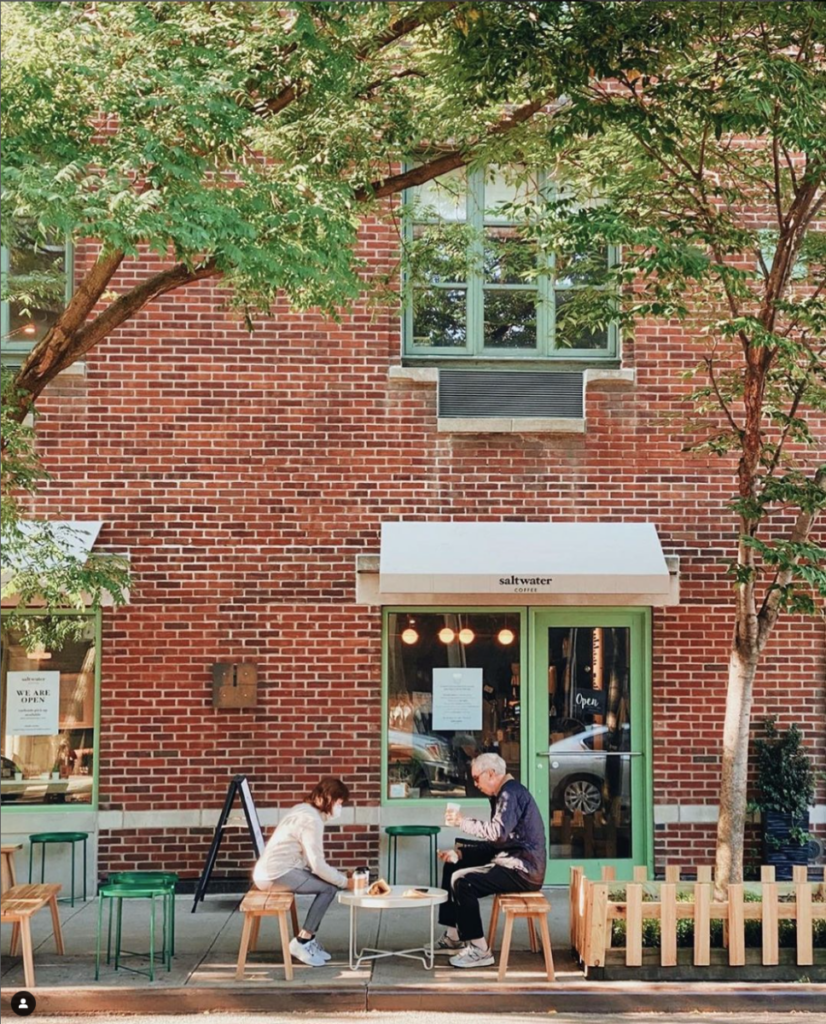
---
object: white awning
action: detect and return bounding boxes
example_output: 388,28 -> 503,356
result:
379,521 -> 671,599
5,521 -> 103,572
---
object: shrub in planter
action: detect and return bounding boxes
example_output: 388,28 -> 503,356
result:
754,719 -> 818,881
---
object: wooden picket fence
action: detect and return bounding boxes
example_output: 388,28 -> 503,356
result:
570,864 -> 826,969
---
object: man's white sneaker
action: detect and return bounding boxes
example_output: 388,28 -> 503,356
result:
289,936 -> 326,966
449,944 -> 495,969
307,938 -> 332,961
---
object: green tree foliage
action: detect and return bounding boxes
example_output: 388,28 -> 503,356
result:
1,3 -> 824,881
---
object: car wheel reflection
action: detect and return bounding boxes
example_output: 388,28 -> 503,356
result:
560,775 -> 603,815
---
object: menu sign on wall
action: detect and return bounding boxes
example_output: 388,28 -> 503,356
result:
432,668 -> 483,731
6,671 -> 60,735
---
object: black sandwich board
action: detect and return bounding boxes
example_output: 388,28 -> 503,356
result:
192,774 -> 265,912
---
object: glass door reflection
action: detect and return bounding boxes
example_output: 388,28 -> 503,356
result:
545,626 -> 633,861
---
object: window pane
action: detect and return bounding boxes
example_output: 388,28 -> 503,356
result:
6,236 -> 66,345
483,166 -> 539,225
554,290 -> 609,350
411,225 -> 467,284
387,612 -> 521,800
483,228 -> 537,284
483,288 -> 538,349
411,288 -> 467,348
1,621 -> 96,806
411,168 -> 467,222
555,246 -> 609,288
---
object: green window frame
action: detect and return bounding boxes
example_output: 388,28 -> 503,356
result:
403,167 -> 619,361
382,606 -> 528,807
1,609 -> 101,813
1,238 -> 74,363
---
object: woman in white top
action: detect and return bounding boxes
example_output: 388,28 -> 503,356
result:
253,777 -> 354,967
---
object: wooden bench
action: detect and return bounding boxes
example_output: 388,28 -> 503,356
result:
236,890 -> 299,981
488,892 -> 554,982
1,882 -> 65,988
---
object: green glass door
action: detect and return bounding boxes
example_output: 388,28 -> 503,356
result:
530,609 -> 652,883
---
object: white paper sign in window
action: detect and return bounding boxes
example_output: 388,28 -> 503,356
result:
432,668 -> 483,731
6,671 -> 60,735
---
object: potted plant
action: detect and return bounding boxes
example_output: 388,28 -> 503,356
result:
753,718 -> 817,879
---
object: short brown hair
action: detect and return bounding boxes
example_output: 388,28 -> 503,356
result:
307,777 -> 350,815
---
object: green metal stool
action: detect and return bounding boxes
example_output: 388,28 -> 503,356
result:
95,877 -> 175,982
385,825 -> 441,886
28,831 -> 88,907
108,872 -> 178,960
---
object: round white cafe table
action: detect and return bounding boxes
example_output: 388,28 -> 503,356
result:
337,885 -> 448,970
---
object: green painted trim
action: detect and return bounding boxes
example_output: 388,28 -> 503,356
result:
529,607 -> 652,883
381,605 -> 527,807
0,607 -> 101,813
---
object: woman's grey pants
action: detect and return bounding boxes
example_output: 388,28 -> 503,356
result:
256,869 -> 338,935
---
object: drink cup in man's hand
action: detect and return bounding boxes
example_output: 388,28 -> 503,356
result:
444,802 -> 461,827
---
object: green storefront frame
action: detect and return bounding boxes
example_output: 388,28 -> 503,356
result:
382,605 -> 653,885
0,608 -> 102,813
530,607 -> 653,883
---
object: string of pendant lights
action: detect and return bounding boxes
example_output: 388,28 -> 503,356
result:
400,625 -> 516,646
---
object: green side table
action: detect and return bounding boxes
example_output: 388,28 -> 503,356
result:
385,825 -> 441,886
95,878 -> 175,982
28,831 -> 88,907
108,872 -> 178,960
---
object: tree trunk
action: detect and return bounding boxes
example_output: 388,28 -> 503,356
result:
714,643 -> 759,895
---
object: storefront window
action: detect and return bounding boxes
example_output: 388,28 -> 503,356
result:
386,611 -> 521,800
1,617 -> 98,806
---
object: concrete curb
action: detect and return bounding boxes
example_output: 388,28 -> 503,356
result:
3,982 -> 825,1015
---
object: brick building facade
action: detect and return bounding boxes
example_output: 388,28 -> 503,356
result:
2,212 -> 824,892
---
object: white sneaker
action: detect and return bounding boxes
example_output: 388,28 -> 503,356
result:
449,944 -> 495,969
289,936 -> 326,966
307,938 -> 332,961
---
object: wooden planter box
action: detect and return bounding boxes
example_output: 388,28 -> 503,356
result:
570,863 -> 826,980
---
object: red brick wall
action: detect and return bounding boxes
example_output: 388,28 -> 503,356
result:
28,217 -> 826,880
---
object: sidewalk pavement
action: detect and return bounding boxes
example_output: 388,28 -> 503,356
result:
2,889 -> 824,1014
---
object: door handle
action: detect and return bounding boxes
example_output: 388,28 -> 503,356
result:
536,751 -> 643,757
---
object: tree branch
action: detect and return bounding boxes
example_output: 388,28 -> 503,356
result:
13,259 -> 219,408
354,95 -> 550,201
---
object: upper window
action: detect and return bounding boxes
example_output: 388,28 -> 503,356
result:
1,229 -> 72,362
404,166 -> 617,360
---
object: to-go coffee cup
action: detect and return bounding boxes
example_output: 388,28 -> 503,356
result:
445,801 -> 461,823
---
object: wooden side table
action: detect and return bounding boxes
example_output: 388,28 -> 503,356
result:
1,844 -> 22,894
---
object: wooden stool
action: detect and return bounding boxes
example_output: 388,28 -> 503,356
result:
489,893 -> 554,982
1,882 -> 65,988
1,844 -> 22,894
236,890 -> 299,980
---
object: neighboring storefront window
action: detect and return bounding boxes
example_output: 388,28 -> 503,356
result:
1,616 -> 98,807
385,610 -> 522,800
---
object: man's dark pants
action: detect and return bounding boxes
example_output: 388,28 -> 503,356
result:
438,842 -> 542,941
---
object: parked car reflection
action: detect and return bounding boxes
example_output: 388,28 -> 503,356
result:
388,729 -> 467,795
548,724 -> 631,815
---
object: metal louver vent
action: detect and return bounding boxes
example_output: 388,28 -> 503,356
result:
438,370 -> 583,418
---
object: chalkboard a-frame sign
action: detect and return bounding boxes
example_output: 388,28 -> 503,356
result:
192,774 -> 265,912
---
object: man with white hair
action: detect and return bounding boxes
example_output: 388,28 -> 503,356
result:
437,752 -> 546,968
